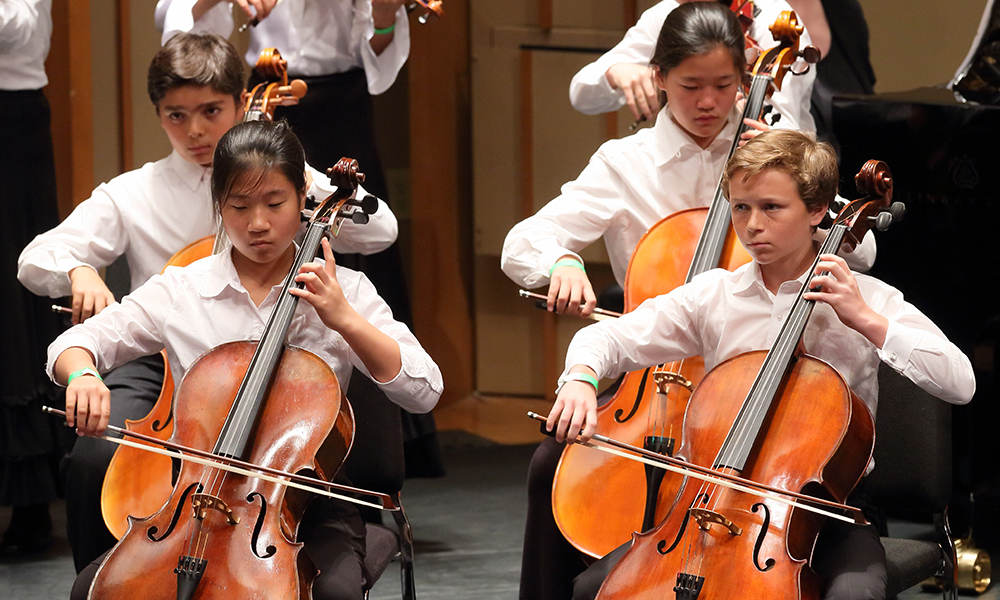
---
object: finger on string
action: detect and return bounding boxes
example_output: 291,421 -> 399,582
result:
321,237 -> 337,273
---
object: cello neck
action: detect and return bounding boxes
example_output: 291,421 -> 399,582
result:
714,224 -> 847,472
684,73 -> 773,283
214,220 -> 330,460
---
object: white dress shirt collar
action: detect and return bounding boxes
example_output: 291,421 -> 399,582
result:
165,150 -> 211,193
652,105 -> 742,168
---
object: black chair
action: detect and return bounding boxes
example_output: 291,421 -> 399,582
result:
865,363 -> 957,600
342,372 -> 416,600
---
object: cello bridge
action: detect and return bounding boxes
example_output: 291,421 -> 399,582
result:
689,508 -> 742,536
191,493 -> 240,525
653,371 -> 694,393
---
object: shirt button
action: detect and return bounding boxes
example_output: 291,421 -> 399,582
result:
777,314 -> 784,321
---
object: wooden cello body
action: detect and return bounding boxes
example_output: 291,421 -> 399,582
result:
102,236 -> 215,539
552,11 -> 814,559
552,211 -> 750,558
594,352 -> 874,600
89,344 -> 353,599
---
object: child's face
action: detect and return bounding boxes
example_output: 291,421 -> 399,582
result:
157,85 -> 242,167
728,168 -> 826,269
222,169 -> 305,267
655,45 -> 740,149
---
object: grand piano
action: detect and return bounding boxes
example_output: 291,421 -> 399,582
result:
832,19 -> 1000,553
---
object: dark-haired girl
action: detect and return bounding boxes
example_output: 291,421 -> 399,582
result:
505,4 -> 872,600
51,120 -> 442,600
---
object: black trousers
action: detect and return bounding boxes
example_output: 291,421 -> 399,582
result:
0,89 -> 67,509
265,68 -> 444,479
521,438 -> 888,600
70,497 -> 369,600
63,354 -> 164,572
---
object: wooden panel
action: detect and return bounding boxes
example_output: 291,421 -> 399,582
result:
409,0 -> 475,409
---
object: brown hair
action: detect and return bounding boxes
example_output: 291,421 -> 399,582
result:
147,32 -> 245,107
722,130 -> 839,213
210,120 -> 306,219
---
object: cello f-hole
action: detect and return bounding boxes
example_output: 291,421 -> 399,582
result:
148,482 -> 202,542
658,493 -> 711,555
751,502 -> 776,572
152,412 -> 173,432
247,492 -> 277,559
615,368 -> 651,424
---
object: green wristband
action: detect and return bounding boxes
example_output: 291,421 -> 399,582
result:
549,258 -> 586,276
67,367 -> 103,385
374,23 -> 396,35
558,372 -> 600,394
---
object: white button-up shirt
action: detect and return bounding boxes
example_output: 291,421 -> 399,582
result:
500,106 -> 875,290
47,250 -> 442,413
17,150 -> 397,298
564,261 -> 976,420
569,0 -> 816,133
0,0 -> 52,90
156,0 -> 409,95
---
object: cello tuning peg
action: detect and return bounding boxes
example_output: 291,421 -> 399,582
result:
799,46 -> 821,64
304,195 -> 319,210
351,212 -> 370,225
360,194 -> 379,214
889,201 -> 906,222
872,212 -> 894,232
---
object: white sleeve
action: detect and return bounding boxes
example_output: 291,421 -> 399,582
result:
751,0 -> 816,132
46,273 -> 173,381
563,281 -> 706,381
353,1 -> 409,95
500,149 -> 626,289
868,282 -> 976,405
568,1 -> 674,114
306,163 -> 398,255
341,269 -> 443,413
157,0 -> 234,43
0,0 -> 41,50
17,186 -> 130,298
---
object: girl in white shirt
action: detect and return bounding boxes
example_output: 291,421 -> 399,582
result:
555,130 -> 974,600
52,119 -> 442,600
569,0 -> 817,132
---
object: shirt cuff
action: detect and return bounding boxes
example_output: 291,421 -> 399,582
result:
46,336 -> 101,385
877,319 -> 917,373
374,345 -> 443,412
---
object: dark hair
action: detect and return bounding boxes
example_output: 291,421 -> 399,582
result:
148,33 -> 245,107
722,129 -> 839,213
650,2 -> 746,78
211,120 -> 307,217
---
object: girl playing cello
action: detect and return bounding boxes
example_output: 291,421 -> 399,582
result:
556,129 -> 974,600
50,119 -> 442,600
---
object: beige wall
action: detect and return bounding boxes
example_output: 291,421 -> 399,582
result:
866,0 -> 988,93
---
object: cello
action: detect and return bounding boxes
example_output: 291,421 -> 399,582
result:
84,158 -> 379,600
591,160 -> 897,600
551,11 -> 818,559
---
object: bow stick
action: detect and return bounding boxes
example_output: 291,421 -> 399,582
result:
527,411 -> 867,525
43,406 -> 398,511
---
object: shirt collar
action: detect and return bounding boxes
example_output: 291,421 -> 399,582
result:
167,150 -> 212,193
652,105 -> 743,168
197,250 -> 243,299
733,261 -> 812,297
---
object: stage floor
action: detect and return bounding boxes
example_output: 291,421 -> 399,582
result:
1,437 -> 996,600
